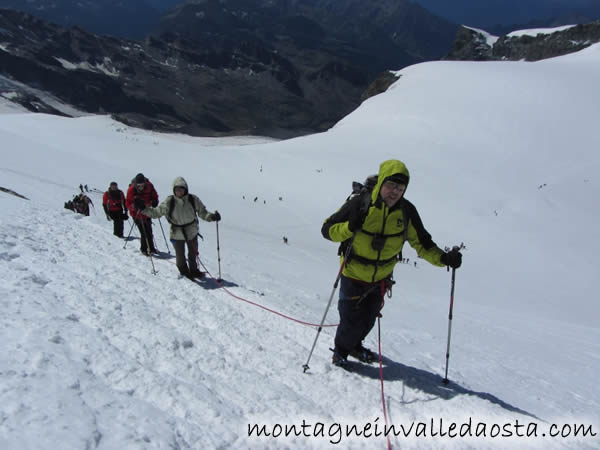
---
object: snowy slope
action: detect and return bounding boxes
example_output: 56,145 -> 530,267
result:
1,45 -> 600,449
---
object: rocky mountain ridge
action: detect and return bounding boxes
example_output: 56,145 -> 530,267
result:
0,8 -> 361,137
446,21 -> 600,61
0,2 -> 457,138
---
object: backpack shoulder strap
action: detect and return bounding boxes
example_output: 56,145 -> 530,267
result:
401,198 -> 437,249
189,194 -> 198,213
358,190 -> 372,215
167,195 -> 175,223
168,195 -> 199,223
401,202 -> 409,242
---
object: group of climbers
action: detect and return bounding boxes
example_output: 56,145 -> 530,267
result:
64,193 -> 92,216
101,173 -> 221,280
93,159 -> 461,370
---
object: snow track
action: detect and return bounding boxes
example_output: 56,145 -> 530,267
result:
3,191 -> 596,449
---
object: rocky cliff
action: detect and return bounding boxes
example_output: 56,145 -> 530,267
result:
446,21 -> 600,62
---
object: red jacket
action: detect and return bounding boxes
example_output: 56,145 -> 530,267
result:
103,189 -> 126,212
126,180 -> 159,220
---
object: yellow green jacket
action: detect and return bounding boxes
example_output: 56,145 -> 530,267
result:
321,160 -> 445,283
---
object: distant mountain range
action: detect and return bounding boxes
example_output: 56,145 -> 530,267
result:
3,0 -> 600,41
154,0 -> 458,74
414,0 -> 600,31
0,2 -> 457,137
0,0 -> 162,38
3,1 -> 598,138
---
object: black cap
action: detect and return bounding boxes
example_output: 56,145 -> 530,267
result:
386,173 -> 409,185
135,173 -> 145,183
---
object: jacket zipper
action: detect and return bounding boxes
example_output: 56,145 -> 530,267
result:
371,205 -> 389,283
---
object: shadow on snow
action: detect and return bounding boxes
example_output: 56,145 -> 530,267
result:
345,357 -> 542,421
191,277 -> 239,291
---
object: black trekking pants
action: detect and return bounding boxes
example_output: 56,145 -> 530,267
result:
334,275 -> 384,358
172,236 -> 199,275
135,218 -> 155,253
108,211 -> 124,237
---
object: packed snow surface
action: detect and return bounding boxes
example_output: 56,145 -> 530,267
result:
1,44 -> 599,449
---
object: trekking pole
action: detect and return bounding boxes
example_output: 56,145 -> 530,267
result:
303,235 -> 355,373
442,244 -> 463,385
216,221 -> 222,282
130,218 -> 138,237
123,219 -> 136,249
442,267 -> 456,385
158,218 -> 171,254
140,219 -> 157,275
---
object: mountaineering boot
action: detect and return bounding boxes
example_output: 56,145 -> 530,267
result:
179,269 -> 193,280
190,270 -> 205,279
349,344 -> 377,363
331,348 -> 348,368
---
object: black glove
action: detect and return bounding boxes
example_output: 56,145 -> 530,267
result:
212,211 -> 221,222
122,212 -> 129,220
106,215 -> 111,222
134,198 -> 146,210
347,207 -> 364,232
151,199 -> 159,207
440,249 -> 462,269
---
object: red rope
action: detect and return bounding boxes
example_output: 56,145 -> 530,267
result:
378,318 -> 393,450
193,255 -> 390,448
192,258 -> 338,328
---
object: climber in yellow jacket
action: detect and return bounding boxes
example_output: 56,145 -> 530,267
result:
321,159 -> 462,367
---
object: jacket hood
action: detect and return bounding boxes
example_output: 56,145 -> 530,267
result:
172,176 -> 189,195
371,159 -> 410,203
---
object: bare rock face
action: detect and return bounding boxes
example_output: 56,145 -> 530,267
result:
492,22 -> 600,61
360,72 -> 401,103
445,27 -> 494,61
446,22 -> 600,62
